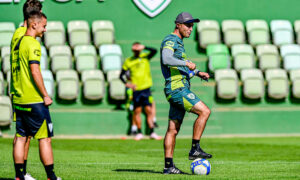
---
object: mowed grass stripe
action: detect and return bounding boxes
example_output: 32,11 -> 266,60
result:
0,137 -> 299,180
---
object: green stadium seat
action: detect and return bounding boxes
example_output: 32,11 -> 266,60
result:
67,20 -> 90,48
222,20 -> 245,47
1,46 -> 10,58
56,70 -> 79,100
265,69 -> 289,99
49,45 -> 72,74
0,95 -> 12,127
1,46 -> 10,74
294,20 -> 300,45
197,20 -> 220,48
270,20 -> 294,46
41,70 -> 54,98
0,22 -> 15,48
231,44 -> 255,72
289,69 -> 300,98
40,46 -> 48,70
92,20 -> 115,47
241,69 -> 264,99
0,72 -> 4,95
82,70 -> 105,100
107,70 -> 121,82
215,69 -> 238,99
44,21 -> 66,48
74,45 -> 97,73
106,69 -> 125,100
246,20 -> 270,46
207,44 -> 231,72
99,44 -> 122,73
280,44 -> 300,71
109,79 -> 126,100
256,44 -> 280,71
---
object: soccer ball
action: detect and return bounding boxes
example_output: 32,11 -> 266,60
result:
190,158 -> 211,175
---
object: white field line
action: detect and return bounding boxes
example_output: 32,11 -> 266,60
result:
2,134 -> 300,139
212,106 -> 300,112
49,106 -> 300,113
49,109 -> 115,113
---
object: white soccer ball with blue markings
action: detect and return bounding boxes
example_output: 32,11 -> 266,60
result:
190,158 -> 211,175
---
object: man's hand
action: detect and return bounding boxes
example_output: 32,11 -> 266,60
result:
44,96 -> 53,106
198,72 -> 210,81
186,61 -> 196,70
132,44 -> 145,52
125,83 -> 136,91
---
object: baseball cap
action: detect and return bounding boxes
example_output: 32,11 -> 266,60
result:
175,12 -> 200,24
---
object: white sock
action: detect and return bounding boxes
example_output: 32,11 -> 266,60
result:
153,117 -> 157,122
131,125 -> 137,132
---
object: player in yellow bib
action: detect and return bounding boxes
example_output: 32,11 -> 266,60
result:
10,1 -> 43,180
120,42 -> 161,140
12,11 -> 60,180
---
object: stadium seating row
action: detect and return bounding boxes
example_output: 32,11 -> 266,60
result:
0,20 -> 115,49
197,19 -> 300,48
0,20 -> 123,128
0,69 -> 125,101
207,44 -> 300,72
215,68 -> 300,100
0,95 -> 12,127
1,44 -> 123,75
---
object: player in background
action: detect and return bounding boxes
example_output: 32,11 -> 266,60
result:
124,74 -> 159,135
10,1 -> 42,179
160,12 -> 212,174
120,42 -> 161,140
11,11 -> 60,180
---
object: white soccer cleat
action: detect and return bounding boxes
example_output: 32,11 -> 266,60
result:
57,177 -> 62,180
150,132 -> 162,140
24,173 -> 36,180
134,133 -> 144,141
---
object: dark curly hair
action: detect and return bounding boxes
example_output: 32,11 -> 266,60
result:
23,0 -> 43,21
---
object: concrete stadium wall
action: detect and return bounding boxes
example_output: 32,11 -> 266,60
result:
1,0 -> 300,41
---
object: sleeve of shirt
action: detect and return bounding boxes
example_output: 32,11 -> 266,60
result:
140,47 -> 157,60
140,52 -> 149,58
162,38 -> 176,52
122,58 -> 129,71
28,41 -> 41,64
162,48 -> 186,66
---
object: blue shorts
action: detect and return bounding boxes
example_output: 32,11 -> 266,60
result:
165,87 -> 201,123
133,88 -> 153,109
14,103 -> 53,139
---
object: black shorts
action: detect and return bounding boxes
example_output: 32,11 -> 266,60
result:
133,88 -> 153,109
14,103 -> 53,139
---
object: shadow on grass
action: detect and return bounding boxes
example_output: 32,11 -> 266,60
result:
0,178 -> 15,180
113,169 -> 162,174
113,169 -> 192,175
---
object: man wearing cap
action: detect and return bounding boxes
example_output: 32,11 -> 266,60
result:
160,12 -> 212,174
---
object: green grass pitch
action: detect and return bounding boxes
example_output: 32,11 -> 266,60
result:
0,137 -> 299,179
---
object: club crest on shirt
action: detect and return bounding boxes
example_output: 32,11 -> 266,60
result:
34,49 -> 41,57
187,93 -> 195,100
